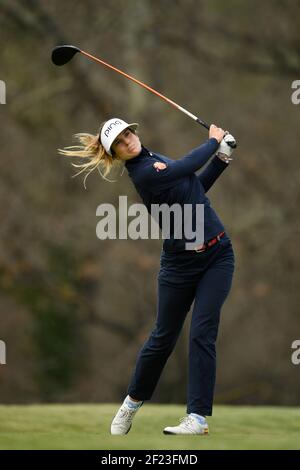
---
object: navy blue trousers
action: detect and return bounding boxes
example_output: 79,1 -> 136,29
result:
127,234 -> 235,416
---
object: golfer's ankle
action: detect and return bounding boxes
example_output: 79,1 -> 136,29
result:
128,395 -> 140,403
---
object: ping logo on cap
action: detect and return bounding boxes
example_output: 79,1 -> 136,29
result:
104,120 -> 123,138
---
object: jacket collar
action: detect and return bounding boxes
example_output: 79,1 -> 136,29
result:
125,145 -> 153,167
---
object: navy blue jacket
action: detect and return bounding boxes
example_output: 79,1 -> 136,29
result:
125,138 -> 228,252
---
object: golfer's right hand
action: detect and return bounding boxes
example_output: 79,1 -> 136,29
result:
209,124 -> 225,143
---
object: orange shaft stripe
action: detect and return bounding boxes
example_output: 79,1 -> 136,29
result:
81,50 -> 179,110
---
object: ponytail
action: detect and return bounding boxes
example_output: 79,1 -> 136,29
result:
58,123 -> 124,188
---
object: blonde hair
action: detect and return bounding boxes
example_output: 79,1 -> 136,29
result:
58,122 -> 125,188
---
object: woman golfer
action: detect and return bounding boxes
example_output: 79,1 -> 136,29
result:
60,118 -> 235,435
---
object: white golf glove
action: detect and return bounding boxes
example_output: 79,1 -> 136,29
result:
217,133 -> 236,162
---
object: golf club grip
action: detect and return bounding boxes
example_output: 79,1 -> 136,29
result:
195,118 -> 210,130
196,118 -> 237,148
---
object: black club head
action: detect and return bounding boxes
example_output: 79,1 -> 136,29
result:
51,45 -> 81,66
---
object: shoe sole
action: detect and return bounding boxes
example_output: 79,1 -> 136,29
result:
110,424 -> 132,435
163,428 -> 209,435
125,424 -> 132,434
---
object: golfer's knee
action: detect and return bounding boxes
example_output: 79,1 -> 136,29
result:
190,326 -> 218,345
149,330 -> 178,353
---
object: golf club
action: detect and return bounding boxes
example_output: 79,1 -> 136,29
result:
51,45 -> 236,148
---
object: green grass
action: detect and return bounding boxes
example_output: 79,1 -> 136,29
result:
0,404 -> 299,450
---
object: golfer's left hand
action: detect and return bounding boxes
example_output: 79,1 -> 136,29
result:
217,133 -> 236,160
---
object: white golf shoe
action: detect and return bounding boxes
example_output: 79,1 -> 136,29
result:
111,396 -> 143,435
163,414 -> 209,435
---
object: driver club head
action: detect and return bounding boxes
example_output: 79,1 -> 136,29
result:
51,45 -> 81,66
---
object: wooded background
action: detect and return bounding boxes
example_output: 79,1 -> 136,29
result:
0,0 -> 299,406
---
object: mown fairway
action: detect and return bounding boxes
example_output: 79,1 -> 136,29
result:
0,404 -> 299,450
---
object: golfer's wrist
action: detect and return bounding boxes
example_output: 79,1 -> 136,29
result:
209,137 -> 219,146
217,152 -> 232,164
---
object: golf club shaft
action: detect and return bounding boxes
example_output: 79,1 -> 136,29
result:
81,50 -> 210,130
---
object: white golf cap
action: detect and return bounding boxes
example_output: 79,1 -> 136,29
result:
100,118 -> 139,156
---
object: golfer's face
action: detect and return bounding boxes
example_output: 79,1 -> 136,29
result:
111,129 -> 142,160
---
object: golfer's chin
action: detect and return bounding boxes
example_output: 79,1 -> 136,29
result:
127,145 -> 142,159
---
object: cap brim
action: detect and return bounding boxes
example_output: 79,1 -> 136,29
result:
126,123 -> 139,132
111,123 -> 139,143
